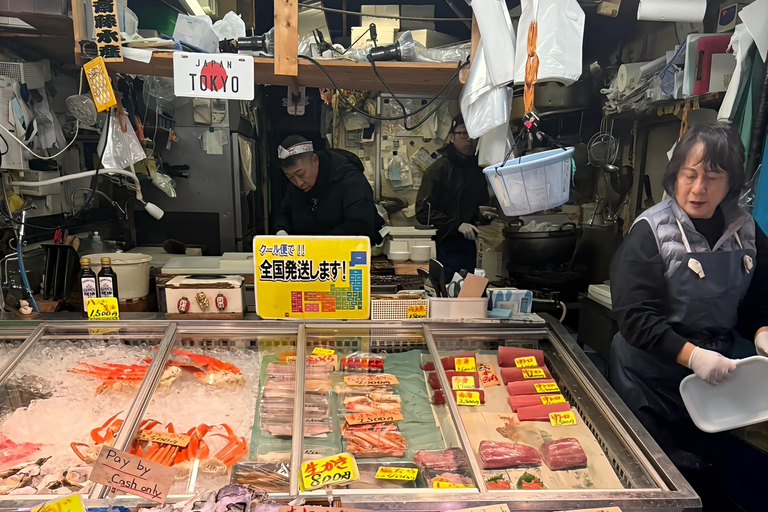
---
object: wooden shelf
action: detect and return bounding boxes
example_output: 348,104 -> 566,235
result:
106,53 -> 462,95
0,10 -> 73,38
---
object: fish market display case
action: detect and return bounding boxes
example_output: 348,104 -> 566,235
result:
0,318 -> 700,511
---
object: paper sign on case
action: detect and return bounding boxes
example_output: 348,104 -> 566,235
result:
549,410 -> 578,427
299,452 -> 360,491
375,467 -> 418,481
89,446 -> 174,503
87,297 -> 119,320
455,356 -> 476,372
173,52 -> 255,100
32,495 -> 87,512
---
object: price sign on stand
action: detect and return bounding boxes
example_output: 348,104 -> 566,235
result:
375,467 -> 418,481
312,347 -> 335,356
522,368 -> 547,379
540,394 -> 566,405
452,376 -> 476,389
456,391 -> 481,406
345,411 -> 404,425
534,382 -> 560,393
433,481 -> 475,489
515,356 -> 539,368
86,297 -> 119,320
89,446 -> 174,503
455,356 -> 476,372
254,236 -> 371,319
549,411 -> 578,427
299,452 -> 360,491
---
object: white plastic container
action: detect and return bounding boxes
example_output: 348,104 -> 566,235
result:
86,253 -> 151,300
428,298 -> 487,319
484,147 -> 574,216
680,356 -> 768,433
389,251 -> 410,262
409,246 -> 431,263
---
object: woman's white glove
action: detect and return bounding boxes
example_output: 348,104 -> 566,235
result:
687,346 -> 737,385
755,331 -> 768,357
458,223 -> 479,241
276,230 -> 289,236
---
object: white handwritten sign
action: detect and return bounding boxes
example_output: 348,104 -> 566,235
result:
89,446 -> 174,503
173,52 -> 254,100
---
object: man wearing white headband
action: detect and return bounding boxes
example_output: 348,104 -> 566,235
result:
274,135 -> 384,244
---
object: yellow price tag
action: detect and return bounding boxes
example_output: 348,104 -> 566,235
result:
375,467 -> 418,481
86,297 -> 119,320
433,480 -> 474,489
451,375 -> 476,390
540,394 -> 566,405
455,356 -> 476,372
515,356 -> 538,368
534,382 -> 560,393
299,452 -> 359,491
522,368 -> 547,379
549,410 -> 577,427
406,305 -> 428,319
456,391 -> 481,406
32,495 -> 87,512
312,347 -> 335,356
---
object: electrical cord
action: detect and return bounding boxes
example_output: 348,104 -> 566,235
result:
297,2 -> 472,21
298,55 -> 467,129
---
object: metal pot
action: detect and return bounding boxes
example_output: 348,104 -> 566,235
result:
503,222 -> 581,267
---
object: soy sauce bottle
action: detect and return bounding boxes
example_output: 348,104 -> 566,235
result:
79,258 -> 98,315
98,257 -> 119,299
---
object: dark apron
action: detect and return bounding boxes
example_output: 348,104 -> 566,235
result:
609,223 -> 753,478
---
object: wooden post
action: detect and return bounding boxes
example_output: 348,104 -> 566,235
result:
459,15 -> 479,84
274,0 -> 299,77
71,0 -> 88,64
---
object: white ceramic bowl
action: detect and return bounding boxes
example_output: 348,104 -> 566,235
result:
388,251 -> 410,262
409,246 -> 432,263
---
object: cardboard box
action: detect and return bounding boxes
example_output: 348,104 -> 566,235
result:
362,4 -> 400,32
400,5 -> 435,31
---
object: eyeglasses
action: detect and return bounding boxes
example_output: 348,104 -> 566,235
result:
453,130 -> 470,140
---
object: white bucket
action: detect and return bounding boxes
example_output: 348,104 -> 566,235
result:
86,253 -> 151,300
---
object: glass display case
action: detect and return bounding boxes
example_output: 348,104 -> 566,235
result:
0,318 -> 700,511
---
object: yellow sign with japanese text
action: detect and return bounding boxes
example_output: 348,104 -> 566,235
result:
86,297 -> 119,320
299,452 -> 360,491
254,236 -> 371,319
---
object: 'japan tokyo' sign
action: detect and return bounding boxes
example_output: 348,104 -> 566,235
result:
173,52 -> 255,100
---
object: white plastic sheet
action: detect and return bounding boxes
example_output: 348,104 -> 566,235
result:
514,0 -> 585,86
472,0 -> 517,87
459,45 -> 512,139
477,120 -> 514,168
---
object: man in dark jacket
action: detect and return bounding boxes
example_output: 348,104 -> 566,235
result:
416,115 -> 489,277
274,135 -> 385,244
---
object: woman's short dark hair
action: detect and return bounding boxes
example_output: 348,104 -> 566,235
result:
663,123 -> 745,199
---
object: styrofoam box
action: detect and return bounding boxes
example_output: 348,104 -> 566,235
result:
429,298 -> 487,319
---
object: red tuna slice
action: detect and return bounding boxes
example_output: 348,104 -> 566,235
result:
478,440 -> 541,469
507,379 -> 559,396
500,366 -> 552,384
498,346 -> 545,367
433,389 -> 486,404
540,437 -> 588,470
421,352 -> 477,372
507,394 -> 565,412
428,371 -> 481,390
517,402 -> 572,422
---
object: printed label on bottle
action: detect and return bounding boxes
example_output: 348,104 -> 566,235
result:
81,278 -> 97,311
99,277 -> 115,298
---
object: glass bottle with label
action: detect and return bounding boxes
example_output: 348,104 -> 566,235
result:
98,257 -> 119,299
79,258 -> 98,315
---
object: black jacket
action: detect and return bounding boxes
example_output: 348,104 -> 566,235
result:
274,149 -> 384,244
415,144 -> 489,242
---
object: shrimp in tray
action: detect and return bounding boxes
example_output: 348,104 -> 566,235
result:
343,394 -> 402,414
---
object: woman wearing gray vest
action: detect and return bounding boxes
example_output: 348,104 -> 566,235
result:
609,123 -> 768,510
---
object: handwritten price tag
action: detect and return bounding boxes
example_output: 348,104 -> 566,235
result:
478,363 -> 500,387
456,391 -> 481,406
344,374 -> 399,386
137,430 -> 191,448
549,411 -> 577,427
299,452 -> 359,491
345,411 -> 404,425
534,382 -> 560,393
407,305 -> 428,319
451,375 -> 476,390
455,356 -> 476,372
540,394 -> 566,405
433,480 -> 474,489
87,297 -> 119,320
375,467 -> 418,481
515,356 -> 539,368
89,446 -> 174,503
312,347 -> 335,356
522,368 -> 547,379
32,495 -> 87,512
